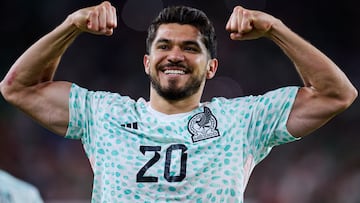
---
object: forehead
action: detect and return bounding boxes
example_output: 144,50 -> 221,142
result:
154,23 -> 203,44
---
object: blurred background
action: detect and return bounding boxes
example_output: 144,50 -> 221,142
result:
0,0 -> 359,202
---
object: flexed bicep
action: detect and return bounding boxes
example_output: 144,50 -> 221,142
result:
286,87 -> 350,138
0,2 -> 119,136
15,81 -> 72,136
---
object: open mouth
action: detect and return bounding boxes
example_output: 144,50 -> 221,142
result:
163,69 -> 186,75
159,62 -> 189,75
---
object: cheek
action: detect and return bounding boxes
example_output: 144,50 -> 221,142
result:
146,58 -> 159,74
148,64 -> 160,78
192,56 -> 208,67
193,60 -> 209,75
150,55 -> 166,68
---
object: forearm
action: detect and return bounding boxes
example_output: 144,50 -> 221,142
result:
1,17 -> 81,96
268,20 -> 357,100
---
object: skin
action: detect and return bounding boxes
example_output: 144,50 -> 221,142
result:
0,2 -> 357,139
144,23 -> 218,114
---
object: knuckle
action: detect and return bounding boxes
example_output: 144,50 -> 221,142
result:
233,6 -> 243,13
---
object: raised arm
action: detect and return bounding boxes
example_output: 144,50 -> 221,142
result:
0,1 -> 117,136
225,6 -> 357,138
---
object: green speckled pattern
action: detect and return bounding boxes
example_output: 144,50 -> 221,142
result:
66,83 -> 300,203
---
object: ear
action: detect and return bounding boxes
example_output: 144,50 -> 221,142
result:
143,55 -> 150,75
206,58 -> 218,79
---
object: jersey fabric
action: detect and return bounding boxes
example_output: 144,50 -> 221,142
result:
66,83 -> 300,203
0,170 -> 44,203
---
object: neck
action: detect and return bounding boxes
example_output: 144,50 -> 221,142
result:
149,88 -> 203,114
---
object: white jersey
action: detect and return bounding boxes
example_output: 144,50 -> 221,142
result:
0,170 -> 44,203
66,83 -> 300,203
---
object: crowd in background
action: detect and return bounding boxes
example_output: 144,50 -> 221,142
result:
0,0 -> 359,202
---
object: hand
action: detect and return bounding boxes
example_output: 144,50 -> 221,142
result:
68,1 -> 117,36
225,6 -> 278,40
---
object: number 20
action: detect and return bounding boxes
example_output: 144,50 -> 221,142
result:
136,144 -> 188,183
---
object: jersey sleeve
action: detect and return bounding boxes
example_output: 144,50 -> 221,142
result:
65,83 -> 137,160
65,83 -> 113,161
246,86 -> 301,163
66,83 -> 96,140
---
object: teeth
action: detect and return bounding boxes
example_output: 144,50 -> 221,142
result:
164,70 -> 185,75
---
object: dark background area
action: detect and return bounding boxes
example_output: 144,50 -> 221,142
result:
0,0 -> 359,202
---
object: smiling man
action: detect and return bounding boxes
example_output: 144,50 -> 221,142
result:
0,1 -> 357,202
145,22 -> 217,111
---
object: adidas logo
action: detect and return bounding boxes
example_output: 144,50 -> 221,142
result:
121,122 -> 138,130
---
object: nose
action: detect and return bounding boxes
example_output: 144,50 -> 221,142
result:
167,47 -> 185,63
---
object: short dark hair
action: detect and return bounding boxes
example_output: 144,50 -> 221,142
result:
146,6 -> 217,58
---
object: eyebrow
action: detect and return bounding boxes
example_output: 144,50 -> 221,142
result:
155,38 -> 170,44
155,38 -> 201,48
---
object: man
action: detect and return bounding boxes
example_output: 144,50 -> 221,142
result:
0,169 -> 44,203
0,1 -> 357,202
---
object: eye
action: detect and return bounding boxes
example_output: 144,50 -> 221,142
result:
157,44 -> 170,50
184,46 -> 200,53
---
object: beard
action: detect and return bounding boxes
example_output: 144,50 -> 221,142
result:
149,70 -> 205,101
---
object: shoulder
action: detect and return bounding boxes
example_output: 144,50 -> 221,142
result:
206,86 -> 299,109
70,83 -> 137,103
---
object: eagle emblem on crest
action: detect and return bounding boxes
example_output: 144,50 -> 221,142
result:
188,107 -> 220,142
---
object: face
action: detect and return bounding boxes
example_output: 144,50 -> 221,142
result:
144,23 -> 217,100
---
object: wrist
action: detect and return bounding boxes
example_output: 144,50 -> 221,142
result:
64,13 -> 85,35
265,18 -> 285,39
